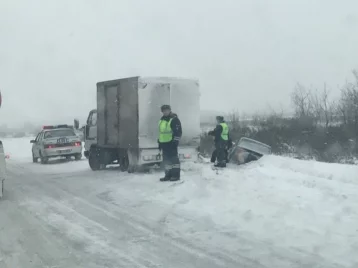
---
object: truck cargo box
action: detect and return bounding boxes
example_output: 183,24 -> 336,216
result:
96,76 -> 200,150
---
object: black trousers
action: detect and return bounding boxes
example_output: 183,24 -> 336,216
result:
210,149 -> 229,163
162,143 -> 180,179
211,141 -> 227,165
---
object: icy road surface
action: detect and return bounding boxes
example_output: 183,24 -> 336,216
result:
1,137 -> 358,268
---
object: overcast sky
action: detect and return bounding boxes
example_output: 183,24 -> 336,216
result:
0,0 -> 357,126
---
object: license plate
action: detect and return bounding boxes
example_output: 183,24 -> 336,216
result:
57,149 -> 71,154
57,137 -> 69,144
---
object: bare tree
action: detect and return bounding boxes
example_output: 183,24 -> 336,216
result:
227,110 -> 240,131
310,89 -> 322,125
291,83 -> 313,117
321,83 -> 334,128
338,75 -> 358,127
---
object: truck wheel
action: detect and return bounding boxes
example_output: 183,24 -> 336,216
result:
75,153 -> 82,161
89,149 -> 101,171
128,165 -> 137,173
32,152 -> 38,163
120,156 -> 129,172
40,152 -> 48,164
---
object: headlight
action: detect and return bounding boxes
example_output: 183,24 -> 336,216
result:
143,155 -> 152,161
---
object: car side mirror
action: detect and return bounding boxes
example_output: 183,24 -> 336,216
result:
30,140 -> 36,143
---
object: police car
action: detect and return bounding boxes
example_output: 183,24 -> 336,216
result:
30,125 -> 83,164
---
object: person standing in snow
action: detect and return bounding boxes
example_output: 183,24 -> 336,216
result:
208,116 -> 230,167
158,105 -> 182,181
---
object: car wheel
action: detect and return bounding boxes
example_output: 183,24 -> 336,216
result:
32,152 -> 38,163
39,152 -> 48,164
75,153 -> 82,161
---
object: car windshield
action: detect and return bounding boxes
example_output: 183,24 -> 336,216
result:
44,129 -> 76,139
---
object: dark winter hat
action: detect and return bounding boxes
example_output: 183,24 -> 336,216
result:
216,116 -> 224,121
161,104 -> 171,111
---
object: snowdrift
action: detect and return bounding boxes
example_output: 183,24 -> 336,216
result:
104,156 -> 358,267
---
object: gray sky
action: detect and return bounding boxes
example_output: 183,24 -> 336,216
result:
1,0 -> 357,126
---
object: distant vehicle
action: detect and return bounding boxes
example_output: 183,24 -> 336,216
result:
84,76 -> 201,172
0,140 -> 6,198
228,137 -> 271,165
30,125 -> 83,164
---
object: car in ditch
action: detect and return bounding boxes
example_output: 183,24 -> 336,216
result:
228,137 -> 271,165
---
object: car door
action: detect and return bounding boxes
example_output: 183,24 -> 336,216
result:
32,133 -> 41,157
33,133 -> 43,157
37,133 -> 44,155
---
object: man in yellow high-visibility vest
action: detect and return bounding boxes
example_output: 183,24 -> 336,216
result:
208,116 -> 230,168
158,105 -> 182,181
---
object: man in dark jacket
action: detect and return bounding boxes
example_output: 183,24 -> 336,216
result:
208,116 -> 230,167
158,105 -> 182,181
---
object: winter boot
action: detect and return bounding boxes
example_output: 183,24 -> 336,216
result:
160,176 -> 171,182
214,162 -> 226,168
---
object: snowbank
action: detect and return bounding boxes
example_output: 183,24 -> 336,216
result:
104,156 -> 358,267
1,137 -> 33,161
4,137 -> 358,266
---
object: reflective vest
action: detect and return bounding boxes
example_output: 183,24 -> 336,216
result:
158,118 -> 173,143
220,122 -> 229,140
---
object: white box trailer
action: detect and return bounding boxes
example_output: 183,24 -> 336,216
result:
84,76 -> 201,172
0,140 -> 6,198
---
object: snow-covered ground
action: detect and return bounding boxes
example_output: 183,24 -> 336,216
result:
1,137 -> 358,267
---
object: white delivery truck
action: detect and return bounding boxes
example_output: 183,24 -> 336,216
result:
84,76 -> 201,172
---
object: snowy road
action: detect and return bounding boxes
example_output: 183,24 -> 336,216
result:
1,138 -> 358,268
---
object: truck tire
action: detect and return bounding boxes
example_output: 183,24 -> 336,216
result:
89,148 -> 101,171
120,156 -> 129,172
128,165 -> 137,173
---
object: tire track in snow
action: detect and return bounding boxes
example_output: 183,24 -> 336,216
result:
7,162 -> 257,268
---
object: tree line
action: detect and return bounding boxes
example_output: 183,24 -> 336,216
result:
200,70 -> 358,164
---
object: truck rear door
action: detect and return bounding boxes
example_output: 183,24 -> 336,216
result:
97,77 -> 139,148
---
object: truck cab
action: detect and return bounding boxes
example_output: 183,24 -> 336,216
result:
83,109 -> 97,158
